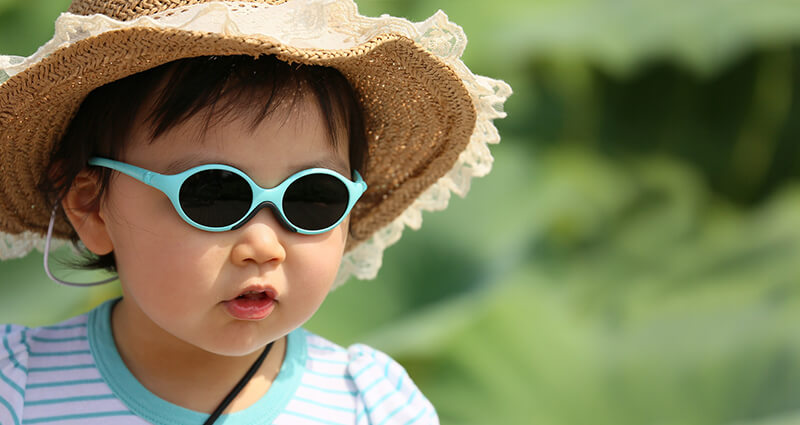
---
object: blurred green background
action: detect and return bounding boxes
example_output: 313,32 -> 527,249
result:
3,1 -> 800,424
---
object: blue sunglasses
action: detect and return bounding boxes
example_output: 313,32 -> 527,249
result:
88,157 -> 367,235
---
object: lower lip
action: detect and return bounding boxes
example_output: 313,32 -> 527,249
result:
222,297 -> 275,321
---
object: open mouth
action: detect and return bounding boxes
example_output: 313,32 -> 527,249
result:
223,288 -> 277,320
236,291 -> 269,300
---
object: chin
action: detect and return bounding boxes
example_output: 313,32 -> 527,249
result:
213,346 -> 267,357
191,327 -> 282,358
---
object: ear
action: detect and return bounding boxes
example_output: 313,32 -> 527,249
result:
61,170 -> 114,255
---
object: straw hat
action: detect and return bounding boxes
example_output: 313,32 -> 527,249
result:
0,0 -> 510,286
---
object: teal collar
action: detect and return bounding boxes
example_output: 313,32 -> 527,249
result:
87,299 -> 307,425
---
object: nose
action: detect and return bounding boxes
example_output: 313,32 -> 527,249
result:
230,209 -> 287,267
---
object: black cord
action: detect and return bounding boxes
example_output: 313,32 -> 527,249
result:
203,341 -> 275,425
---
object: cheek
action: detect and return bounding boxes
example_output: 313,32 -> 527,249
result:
282,226 -> 347,312
102,183 -> 225,310
114,235 -> 214,315
101,177 -> 181,234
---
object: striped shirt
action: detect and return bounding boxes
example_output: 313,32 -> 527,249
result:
0,299 -> 438,425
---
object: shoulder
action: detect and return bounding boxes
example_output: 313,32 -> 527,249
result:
298,329 -> 439,424
0,314 -> 92,425
345,343 -> 439,424
0,323 -> 30,425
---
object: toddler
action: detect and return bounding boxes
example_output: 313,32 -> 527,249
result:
0,0 -> 510,424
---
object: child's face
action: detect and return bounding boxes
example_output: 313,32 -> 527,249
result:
96,96 -> 350,356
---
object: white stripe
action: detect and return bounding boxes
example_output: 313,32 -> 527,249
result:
28,365 -> 101,384
295,384 -> 358,406
305,359 -> 349,376
26,396 -> 128,416
284,397 -> 356,423
26,382 -> 112,403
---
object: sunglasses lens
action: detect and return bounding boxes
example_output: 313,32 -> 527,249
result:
179,169 -> 252,228
283,173 -> 349,231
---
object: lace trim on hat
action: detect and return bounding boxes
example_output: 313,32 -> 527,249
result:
0,0 -> 511,287
1,231 -> 66,258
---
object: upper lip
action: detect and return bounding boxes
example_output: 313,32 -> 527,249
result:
227,284 -> 278,302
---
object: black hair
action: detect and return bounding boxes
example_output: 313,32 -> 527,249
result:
40,54 -> 368,273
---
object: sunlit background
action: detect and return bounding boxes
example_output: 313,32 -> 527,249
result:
3,1 -> 800,424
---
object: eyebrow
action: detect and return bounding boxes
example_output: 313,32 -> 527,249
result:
162,154 -> 351,177
163,154 -> 226,174
296,157 -> 351,175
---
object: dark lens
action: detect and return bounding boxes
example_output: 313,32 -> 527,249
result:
283,173 -> 349,231
179,169 -> 252,228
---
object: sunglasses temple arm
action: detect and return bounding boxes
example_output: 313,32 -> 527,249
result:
88,157 -> 162,187
353,170 -> 368,200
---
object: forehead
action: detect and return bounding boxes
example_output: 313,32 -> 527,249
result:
122,93 -> 350,179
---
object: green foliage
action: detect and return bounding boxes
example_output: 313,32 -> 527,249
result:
0,0 -> 70,55
320,145 -> 800,425
0,248 -> 120,326
3,0 -> 800,424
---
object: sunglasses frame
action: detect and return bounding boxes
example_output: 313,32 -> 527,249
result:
88,157 -> 367,235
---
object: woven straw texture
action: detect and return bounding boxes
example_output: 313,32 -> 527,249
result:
0,0 -> 510,286
68,0 -> 289,20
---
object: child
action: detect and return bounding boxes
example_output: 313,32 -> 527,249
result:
0,0 -> 510,424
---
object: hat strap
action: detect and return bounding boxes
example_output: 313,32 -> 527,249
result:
43,205 -> 118,287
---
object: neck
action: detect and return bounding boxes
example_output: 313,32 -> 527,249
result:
110,297 -> 286,414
